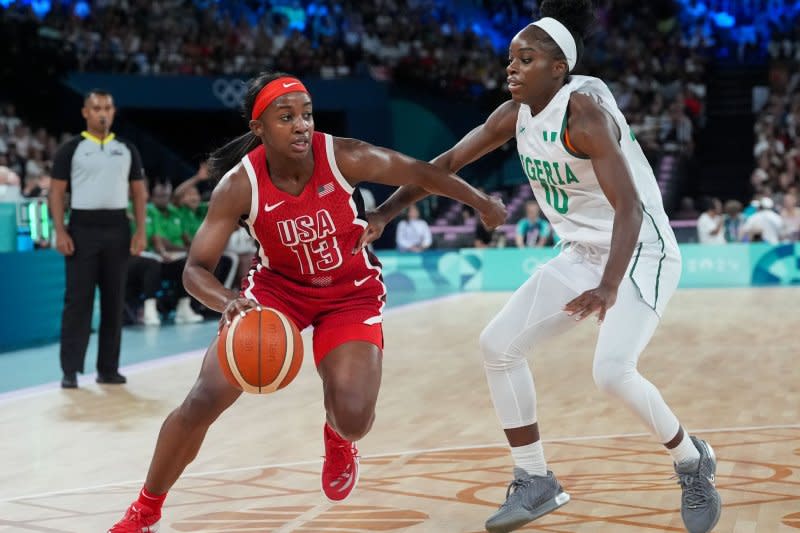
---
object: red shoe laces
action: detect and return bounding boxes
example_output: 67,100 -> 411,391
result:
325,441 -> 358,478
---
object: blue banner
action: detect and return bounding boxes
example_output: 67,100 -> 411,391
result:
2,244 -> 798,352
377,243 -> 800,294
65,74 -> 390,112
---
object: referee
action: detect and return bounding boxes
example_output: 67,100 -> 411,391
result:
49,90 -> 147,389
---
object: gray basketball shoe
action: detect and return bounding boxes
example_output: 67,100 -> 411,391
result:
484,468 -> 570,533
675,436 -> 722,533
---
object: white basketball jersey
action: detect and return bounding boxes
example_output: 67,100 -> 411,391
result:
515,75 -> 676,250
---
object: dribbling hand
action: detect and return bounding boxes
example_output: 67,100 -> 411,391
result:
479,196 -> 507,230
563,284 -> 618,324
220,297 -> 261,332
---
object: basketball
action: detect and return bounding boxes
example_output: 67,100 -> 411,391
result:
218,308 -> 303,394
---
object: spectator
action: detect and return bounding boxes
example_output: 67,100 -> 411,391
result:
173,180 -> 207,240
0,164 -> 20,186
48,89 -> 147,389
780,191 -> 800,241
174,172 -> 241,290
674,196 -> 700,219
146,181 -> 204,324
226,227 -> 257,288
22,172 -> 50,198
125,255 -> 164,326
515,200 -> 551,248
696,197 -> 725,244
660,101 -> 694,155
396,204 -> 432,252
723,200 -> 745,243
149,182 -> 190,255
742,197 -> 784,243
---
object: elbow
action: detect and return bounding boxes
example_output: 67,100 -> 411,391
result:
182,262 -> 197,298
429,152 -> 453,171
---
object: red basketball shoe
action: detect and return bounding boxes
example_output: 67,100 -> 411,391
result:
321,422 -> 360,502
108,501 -> 161,532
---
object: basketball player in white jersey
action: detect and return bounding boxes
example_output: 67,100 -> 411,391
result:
358,1 -> 721,532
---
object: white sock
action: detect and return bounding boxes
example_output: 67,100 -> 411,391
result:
511,441 -> 547,476
669,432 -> 700,466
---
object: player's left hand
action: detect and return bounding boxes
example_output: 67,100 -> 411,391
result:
354,210 -> 387,254
130,230 -> 146,256
563,284 -> 618,323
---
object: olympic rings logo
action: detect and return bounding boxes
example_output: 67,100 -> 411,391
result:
211,78 -> 247,109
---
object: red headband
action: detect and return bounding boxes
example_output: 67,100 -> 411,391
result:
251,77 -> 309,121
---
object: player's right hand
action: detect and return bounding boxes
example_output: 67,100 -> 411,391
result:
55,229 -> 75,256
479,196 -> 507,230
220,297 -> 261,331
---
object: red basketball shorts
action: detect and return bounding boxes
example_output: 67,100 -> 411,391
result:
243,278 -> 385,365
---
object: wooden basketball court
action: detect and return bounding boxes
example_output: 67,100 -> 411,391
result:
1,287 -> 798,532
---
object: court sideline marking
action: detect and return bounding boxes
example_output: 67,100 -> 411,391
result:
0,292 -> 468,404
3,422 -> 798,503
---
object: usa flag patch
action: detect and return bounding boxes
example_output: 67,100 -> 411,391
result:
318,182 -> 335,197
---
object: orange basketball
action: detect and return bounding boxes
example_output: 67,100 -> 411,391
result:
218,308 -> 303,394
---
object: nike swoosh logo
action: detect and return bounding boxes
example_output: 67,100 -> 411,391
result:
519,127 -> 526,134
283,82 -> 299,88
354,276 -> 372,287
337,470 -> 355,492
264,201 -> 285,212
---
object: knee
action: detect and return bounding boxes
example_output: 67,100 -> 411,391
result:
592,359 -> 637,397
177,389 -> 219,427
326,389 -> 375,442
479,324 -> 521,369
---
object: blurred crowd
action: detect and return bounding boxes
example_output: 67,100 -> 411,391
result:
122,164 -> 258,326
6,0 -> 799,256
0,103 -> 63,201
1,0 -> 706,116
691,195 -> 798,244
735,4 -> 800,243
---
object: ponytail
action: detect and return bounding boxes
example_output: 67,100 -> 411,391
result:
208,132 -> 262,183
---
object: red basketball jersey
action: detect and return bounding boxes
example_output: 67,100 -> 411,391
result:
238,131 -> 385,320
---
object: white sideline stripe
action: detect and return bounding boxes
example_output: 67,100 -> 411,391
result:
0,293 -> 469,405
0,348 -> 206,403
2,421 -> 798,503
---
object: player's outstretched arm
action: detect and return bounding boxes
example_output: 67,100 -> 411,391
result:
372,100 -> 519,223
183,165 -> 252,315
334,138 -> 507,231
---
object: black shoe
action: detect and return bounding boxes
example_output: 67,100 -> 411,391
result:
61,373 -> 78,389
96,372 -> 127,384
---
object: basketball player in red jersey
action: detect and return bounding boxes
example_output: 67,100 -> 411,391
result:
108,71 -> 506,532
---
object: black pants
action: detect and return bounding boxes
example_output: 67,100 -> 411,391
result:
126,255 -> 162,301
60,211 -> 130,375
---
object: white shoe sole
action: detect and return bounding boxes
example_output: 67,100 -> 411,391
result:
485,490 -> 570,533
